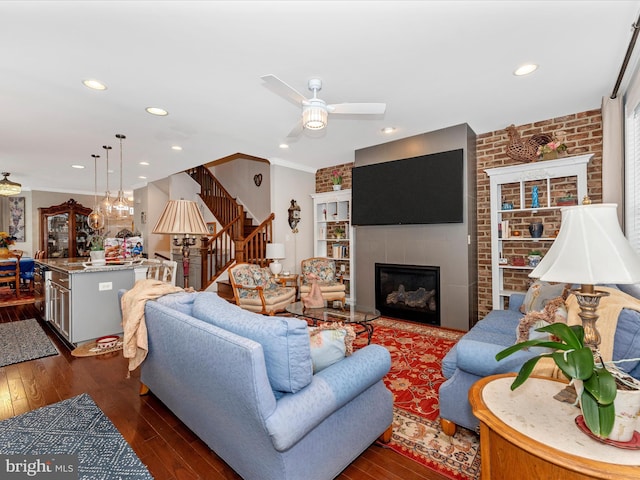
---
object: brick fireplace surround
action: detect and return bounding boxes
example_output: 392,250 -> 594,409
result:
316,109 -> 603,325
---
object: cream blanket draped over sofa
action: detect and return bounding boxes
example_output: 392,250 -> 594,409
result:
121,278 -> 183,374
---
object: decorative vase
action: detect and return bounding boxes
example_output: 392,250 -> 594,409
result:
528,255 -> 542,267
528,222 -> 544,238
607,388 -> 640,442
575,380 -> 640,442
90,250 -> 106,265
531,186 -> 540,209
0,247 -> 10,258
333,184 -> 342,191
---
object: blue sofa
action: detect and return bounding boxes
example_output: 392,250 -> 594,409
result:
439,288 -> 640,435
136,291 -> 394,480
439,293 -> 530,435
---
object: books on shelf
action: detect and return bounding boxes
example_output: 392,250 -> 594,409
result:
332,244 -> 348,259
501,220 -> 510,239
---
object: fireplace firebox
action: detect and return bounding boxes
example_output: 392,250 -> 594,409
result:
375,263 -> 440,325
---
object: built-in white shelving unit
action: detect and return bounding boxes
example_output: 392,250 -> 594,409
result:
485,154 -> 592,309
311,189 -> 354,304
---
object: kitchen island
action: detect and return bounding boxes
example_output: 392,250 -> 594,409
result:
36,258 -> 149,346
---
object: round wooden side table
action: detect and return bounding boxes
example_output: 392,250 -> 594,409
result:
469,374 -> 640,480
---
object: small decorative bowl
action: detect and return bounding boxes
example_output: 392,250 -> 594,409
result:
96,335 -> 119,349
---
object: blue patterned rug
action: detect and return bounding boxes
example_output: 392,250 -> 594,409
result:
0,318 -> 58,367
0,393 -> 154,479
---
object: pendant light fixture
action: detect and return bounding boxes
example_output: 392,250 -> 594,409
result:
87,154 -> 105,230
100,145 -> 113,218
112,133 -> 130,219
0,172 -> 21,196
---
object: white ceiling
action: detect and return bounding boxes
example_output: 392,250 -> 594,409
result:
2,1 -> 640,196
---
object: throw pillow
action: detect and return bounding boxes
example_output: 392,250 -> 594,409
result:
520,280 -> 568,313
308,323 -> 356,373
155,291 -> 199,315
516,296 -> 568,343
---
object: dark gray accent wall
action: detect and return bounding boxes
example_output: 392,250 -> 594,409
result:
354,123 -> 477,331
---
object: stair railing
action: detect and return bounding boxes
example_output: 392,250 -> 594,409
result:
188,165 -> 276,289
200,221 -> 237,289
234,213 -> 274,265
188,166 -> 243,231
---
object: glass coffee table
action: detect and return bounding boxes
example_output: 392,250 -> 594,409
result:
286,301 -> 380,344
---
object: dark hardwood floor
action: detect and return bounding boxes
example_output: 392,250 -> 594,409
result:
0,304 -> 449,480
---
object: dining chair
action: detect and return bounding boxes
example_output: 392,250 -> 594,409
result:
0,254 -> 21,298
19,257 -> 35,292
144,259 -> 178,286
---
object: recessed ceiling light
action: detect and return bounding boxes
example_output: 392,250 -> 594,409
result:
381,127 -> 396,134
146,107 -> 168,116
82,79 -> 107,91
71,164 -> 85,169
138,176 -> 147,180
139,161 -> 150,166
279,143 -> 289,149
514,64 -> 538,76
171,145 -> 182,151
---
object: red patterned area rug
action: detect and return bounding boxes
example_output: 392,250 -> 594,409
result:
354,318 -> 481,480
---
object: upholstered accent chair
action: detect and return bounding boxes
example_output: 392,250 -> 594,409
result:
229,263 -> 296,315
299,257 -> 346,306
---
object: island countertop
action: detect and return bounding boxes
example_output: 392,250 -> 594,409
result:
38,257 -> 148,345
36,257 -> 148,274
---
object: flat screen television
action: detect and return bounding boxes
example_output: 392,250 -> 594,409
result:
352,148 -> 464,226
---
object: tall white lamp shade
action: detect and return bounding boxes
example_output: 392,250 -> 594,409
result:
152,199 -> 209,288
530,203 -> 640,347
530,204 -> 640,285
266,243 -> 285,276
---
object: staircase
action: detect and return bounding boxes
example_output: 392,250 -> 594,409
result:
186,166 -> 274,291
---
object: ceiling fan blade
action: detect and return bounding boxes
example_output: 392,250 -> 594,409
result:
328,103 -> 387,115
286,120 -> 304,139
261,74 -> 308,106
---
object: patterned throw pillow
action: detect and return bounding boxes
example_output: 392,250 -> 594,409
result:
516,296 -> 568,344
520,280 -> 568,313
308,324 -> 356,373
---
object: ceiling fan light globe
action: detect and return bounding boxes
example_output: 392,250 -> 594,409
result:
303,105 -> 327,130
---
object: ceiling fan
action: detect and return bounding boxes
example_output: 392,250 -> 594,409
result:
261,74 -> 386,138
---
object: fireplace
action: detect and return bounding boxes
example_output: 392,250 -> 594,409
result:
375,263 -> 440,325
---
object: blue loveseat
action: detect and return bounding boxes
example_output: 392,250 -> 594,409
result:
135,291 -> 394,480
439,287 -> 640,436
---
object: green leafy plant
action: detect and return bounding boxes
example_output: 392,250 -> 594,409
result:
528,250 -> 542,257
496,323 -> 618,438
90,234 -> 104,251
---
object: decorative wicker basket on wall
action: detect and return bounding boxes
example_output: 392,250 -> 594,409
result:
505,124 -> 553,163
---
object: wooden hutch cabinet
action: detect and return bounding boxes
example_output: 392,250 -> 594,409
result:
40,199 -> 93,259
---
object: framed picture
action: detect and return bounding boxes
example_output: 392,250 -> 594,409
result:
9,197 -> 26,242
207,222 -> 217,235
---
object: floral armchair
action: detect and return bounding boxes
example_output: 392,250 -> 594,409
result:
299,257 -> 346,306
229,263 -> 296,315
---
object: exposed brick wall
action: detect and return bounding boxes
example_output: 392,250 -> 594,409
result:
476,110 -> 603,317
315,163 -> 353,193
315,109 -> 604,319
